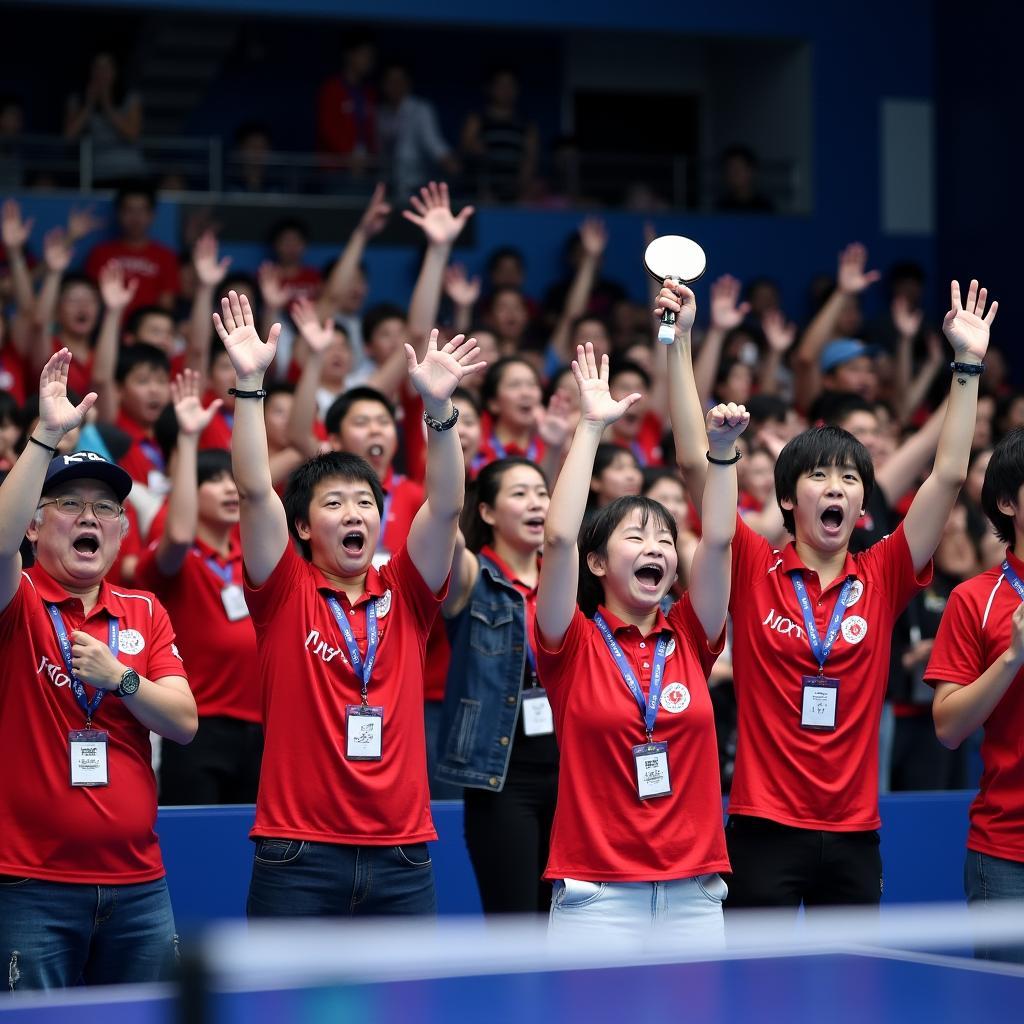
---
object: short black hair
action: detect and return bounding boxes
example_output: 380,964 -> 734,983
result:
486,246 -> 524,274
283,452 -> 384,560
59,271 -> 100,297
116,343 -> 170,383
981,427 -> 1024,545
0,390 -> 18,426
208,336 -> 231,370
462,456 -> 546,553
362,303 -> 406,346
264,380 -> 295,401
324,386 -> 395,437
609,358 -> 651,391
452,386 -> 480,415
578,496 -> 677,617
642,466 -> 686,497
814,391 -> 875,429
480,356 -> 540,411
197,448 -> 232,488
115,180 -> 157,210
125,304 -> 174,337
571,313 -> 611,339
269,217 -> 309,246
745,393 -> 790,428
774,426 -> 875,536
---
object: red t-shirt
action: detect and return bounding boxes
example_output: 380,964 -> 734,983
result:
244,542 -> 444,845
135,536 -> 260,723
534,599 -> 728,882
197,404 -> 234,452
116,410 -> 168,489
85,240 -> 181,314
728,516 -> 931,831
0,345 -> 27,403
278,265 -> 323,303
475,415 -> 547,473
924,550 -> 1024,862
378,468 -> 423,557
110,500 -> 143,586
51,337 -> 94,398
611,412 -> 664,468
0,564 -> 186,883
480,544 -> 539,652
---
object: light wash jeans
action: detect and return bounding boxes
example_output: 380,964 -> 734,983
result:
964,849 -> 1024,964
548,874 -> 727,946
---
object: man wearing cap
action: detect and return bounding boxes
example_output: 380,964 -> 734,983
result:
0,350 -> 197,991
819,339 -> 878,401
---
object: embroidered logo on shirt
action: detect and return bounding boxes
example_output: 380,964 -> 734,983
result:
844,580 -> 865,607
841,615 -> 868,644
375,590 -> 392,619
660,682 -> 690,713
118,629 -> 146,655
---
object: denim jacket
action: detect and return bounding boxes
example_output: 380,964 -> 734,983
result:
435,553 -> 530,792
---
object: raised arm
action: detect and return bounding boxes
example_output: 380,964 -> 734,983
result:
2,199 -> 36,317
688,403 -> 749,640
317,183 -> 391,321
902,279 -> 996,573
656,280 -> 707,505
933,604 -> 1024,749
875,399 -> 947,507
548,218 -> 607,366
793,243 -> 880,412
186,231 -> 231,375
444,264 -> 480,336
405,330 -> 486,592
29,230 -> 74,377
441,529 -> 481,619
403,181 -> 474,339
93,261 -> 138,423
0,351 -> 96,612
758,308 -> 797,397
152,370 -> 223,575
212,291 -> 288,586
536,344 -> 641,648
694,275 -> 748,406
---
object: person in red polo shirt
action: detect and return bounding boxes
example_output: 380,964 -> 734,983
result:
135,370 -> 262,804
85,184 -> 179,313
926,427 -> 1024,963
535,342 -> 747,942
213,290 -> 484,917
0,350 -> 197,991
658,275 -> 997,910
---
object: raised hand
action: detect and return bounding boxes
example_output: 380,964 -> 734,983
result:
405,330 -> 486,409
943,279 -> 997,361
892,295 -> 923,340
762,309 -> 796,353
709,274 -> 749,330
444,264 -> 481,307
402,181 -> 474,247
1,199 -> 33,250
193,230 -> 232,288
212,290 -> 281,383
579,217 -> 608,258
257,262 -> 289,311
535,388 -> 577,450
43,228 -> 73,274
654,280 -> 698,335
66,204 -> 104,244
837,243 -> 881,295
291,296 -> 335,353
358,182 -> 392,238
573,343 -> 641,427
171,368 -> 222,436
99,260 -> 138,312
706,402 -> 750,453
37,349 -> 97,437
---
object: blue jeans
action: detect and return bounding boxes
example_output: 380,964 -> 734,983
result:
0,875 -> 178,991
964,849 -> 1024,964
548,874 -> 727,946
246,838 -> 437,917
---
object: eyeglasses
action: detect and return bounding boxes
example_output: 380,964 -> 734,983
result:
38,497 -> 124,521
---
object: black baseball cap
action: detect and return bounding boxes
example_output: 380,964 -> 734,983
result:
42,451 -> 133,503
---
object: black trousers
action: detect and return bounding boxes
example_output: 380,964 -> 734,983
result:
463,757 -> 558,915
159,715 -> 263,805
725,814 -> 883,909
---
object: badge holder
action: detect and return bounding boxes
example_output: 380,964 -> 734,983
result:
220,584 -> 250,621
346,705 -> 384,760
801,675 -> 839,731
521,686 -> 554,737
69,729 -> 109,787
633,740 -> 672,800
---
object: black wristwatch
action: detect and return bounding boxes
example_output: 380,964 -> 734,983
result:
115,668 -> 141,698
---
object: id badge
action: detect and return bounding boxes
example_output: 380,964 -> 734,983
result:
801,675 -> 839,731
632,741 -> 671,800
521,687 -> 554,736
69,729 -> 109,787
220,584 -> 250,622
346,705 -> 384,760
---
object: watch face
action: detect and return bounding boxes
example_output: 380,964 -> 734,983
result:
118,670 -> 141,696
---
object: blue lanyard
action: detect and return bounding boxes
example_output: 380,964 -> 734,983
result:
325,595 -> 379,701
138,439 -> 165,472
221,410 -> 234,431
46,606 -> 119,725
594,612 -> 669,740
630,441 -> 647,468
1001,561 -> 1024,601
490,432 -> 537,463
205,557 -> 235,586
789,573 -> 854,674
376,490 -> 394,554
